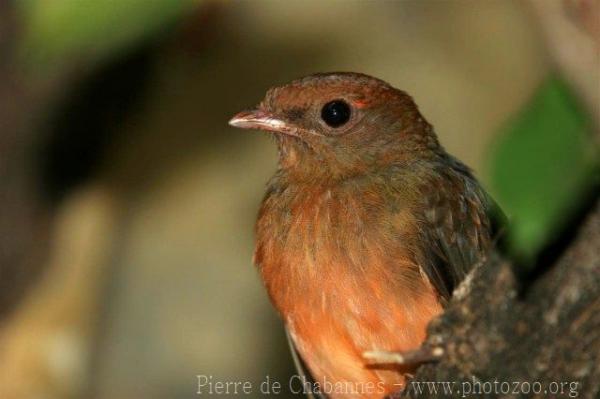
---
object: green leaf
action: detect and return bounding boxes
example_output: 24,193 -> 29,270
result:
488,76 -> 599,264
17,0 -> 197,72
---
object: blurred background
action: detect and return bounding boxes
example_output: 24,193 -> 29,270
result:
0,0 -> 598,398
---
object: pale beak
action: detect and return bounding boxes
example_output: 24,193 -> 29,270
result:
229,109 -> 298,136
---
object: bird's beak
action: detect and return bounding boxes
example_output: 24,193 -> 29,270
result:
229,109 -> 298,136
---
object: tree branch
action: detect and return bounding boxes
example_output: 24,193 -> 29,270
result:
400,198 -> 600,398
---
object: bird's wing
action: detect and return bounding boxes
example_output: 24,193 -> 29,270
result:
417,161 -> 505,301
285,328 -> 328,399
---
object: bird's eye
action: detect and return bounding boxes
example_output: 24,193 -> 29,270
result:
321,100 -> 351,128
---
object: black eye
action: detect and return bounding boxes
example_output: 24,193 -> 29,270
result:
321,100 -> 351,127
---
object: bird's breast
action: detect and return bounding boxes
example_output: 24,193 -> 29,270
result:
254,181 -> 442,397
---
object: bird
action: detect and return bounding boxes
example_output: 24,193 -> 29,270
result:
229,72 -> 502,398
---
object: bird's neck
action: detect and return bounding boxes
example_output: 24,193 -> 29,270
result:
275,133 -> 444,184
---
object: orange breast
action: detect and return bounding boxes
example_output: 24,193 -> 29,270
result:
255,183 -> 442,398
285,270 -> 441,398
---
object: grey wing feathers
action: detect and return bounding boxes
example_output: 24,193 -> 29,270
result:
419,159 -> 502,300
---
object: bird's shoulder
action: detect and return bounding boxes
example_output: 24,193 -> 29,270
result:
383,156 -> 503,300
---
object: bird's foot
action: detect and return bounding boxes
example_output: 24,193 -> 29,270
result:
362,345 -> 444,367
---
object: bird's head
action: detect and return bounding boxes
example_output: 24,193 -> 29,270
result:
230,72 -> 440,181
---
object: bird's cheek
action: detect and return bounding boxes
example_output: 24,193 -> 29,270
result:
279,144 -> 299,168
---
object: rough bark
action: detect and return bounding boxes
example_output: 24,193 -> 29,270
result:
399,198 -> 600,398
